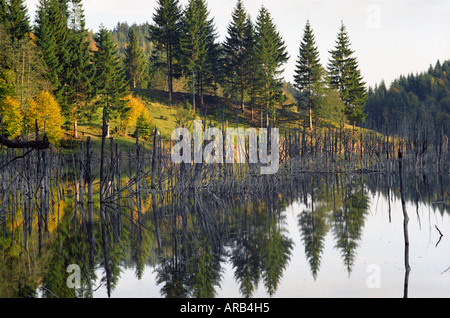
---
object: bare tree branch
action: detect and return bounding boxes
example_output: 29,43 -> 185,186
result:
0,134 -> 50,150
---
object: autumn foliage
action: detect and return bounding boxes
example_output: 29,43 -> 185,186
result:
26,90 -> 64,143
0,95 -> 23,138
125,97 -> 154,139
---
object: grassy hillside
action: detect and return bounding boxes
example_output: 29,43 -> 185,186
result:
62,86 -> 374,154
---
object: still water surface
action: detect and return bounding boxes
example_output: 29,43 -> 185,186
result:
92,174 -> 450,298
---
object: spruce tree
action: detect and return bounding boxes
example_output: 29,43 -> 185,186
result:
65,0 -> 95,138
124,27 -> 148,89
35,0 -> 61,90
223,0 -> 251,111
93,24 -> 128,135
179,0 -> 206,111
179,0 -> 217,108
50,0 -> 71,105
7,0 -> 30,41
294,20 -> 321,130
149,0 -> 182,101
328,22 -> 367,129
34,0 -> 71,105
253,6 -> 289,128
243,15 -> 257,121
0,1 -> 8,26
196,0 -> 219,106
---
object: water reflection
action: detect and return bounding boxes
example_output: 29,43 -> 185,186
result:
298,174 -> 370,279
0,167 -> 448,298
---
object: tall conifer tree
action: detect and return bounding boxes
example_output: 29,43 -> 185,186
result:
197,0 -> 219,106
0,1 -> 8,25
179,0 -> 217,110
65,0 -> 95,138
242,15 -> 258,121
6,0 -> 30,41
35,0 -> 71,105
124,27 -> 148,89
93,24 -> 128,135
253,6 -> 288,128
149,0 -> 182,101
179,0 -> 203,111
223,0 -> 252,112
328,22 -> 367,129
50,0 -> 71,104
35,0 -> 61,90
294,20 -> 321,130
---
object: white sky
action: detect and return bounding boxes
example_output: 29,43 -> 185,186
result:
26,0 -> 450,88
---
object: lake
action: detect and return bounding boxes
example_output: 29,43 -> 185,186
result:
1,145 -> 448,298
86,172 -> 449,298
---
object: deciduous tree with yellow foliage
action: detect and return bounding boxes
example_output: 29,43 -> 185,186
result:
26,90 -> 64,143
124,97 -> 154,139
0,95 -> 23,138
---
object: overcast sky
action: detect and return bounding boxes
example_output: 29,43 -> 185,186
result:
26,0 -> 450,88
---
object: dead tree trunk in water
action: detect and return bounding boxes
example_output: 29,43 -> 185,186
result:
135,130 -> 143,243
85,137 -> 95,269
151,127 -> 161,249
398,147 -> 410,298
100,108 -> 111,297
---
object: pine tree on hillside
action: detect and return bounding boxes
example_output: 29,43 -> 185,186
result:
34,0 -> 61,90
124,27 -> 148,89
34,0 -> 72,105
223,0 -> 253,112
93,25 -> 129,135
253,6 -> 289,128
50,0 -> 71,104
0,1 -> 8,25
196,0 -> 219,105
8,0 -> 30,41
294,20 -> 321,130
149,0 -> 182,101
243,15 -> 258,121
179,0 -> 206,110
328,22 -> 367,129
65,0 -> 95,138
179,0 -> 218,109
180,0 -> 201,111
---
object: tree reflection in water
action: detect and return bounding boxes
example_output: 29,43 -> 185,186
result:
0,166 -> 448,298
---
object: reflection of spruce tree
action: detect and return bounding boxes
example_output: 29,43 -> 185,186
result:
298,206 -> 328,280
299,177 -> 334,280
155,198 -> 189,298
130,226 -> 153,280
186,235 -> 224,298
260,209 -> 293,296
230,203 -> 262,298
332,177 -> 369,274
156,256 -> 189,298
42,235 -> 77,298
229,194 -> 293,297
155,200 -> 225,298
40,209 -> 99,298
98,231 -> 122,297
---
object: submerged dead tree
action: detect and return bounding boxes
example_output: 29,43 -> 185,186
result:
0,107 -> 448,297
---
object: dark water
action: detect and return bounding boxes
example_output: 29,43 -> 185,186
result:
1,167 -> 449,298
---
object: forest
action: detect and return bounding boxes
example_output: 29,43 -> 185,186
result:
0,0 -> 449,299
0,0 -> 371,145
365,60 -> 450,136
